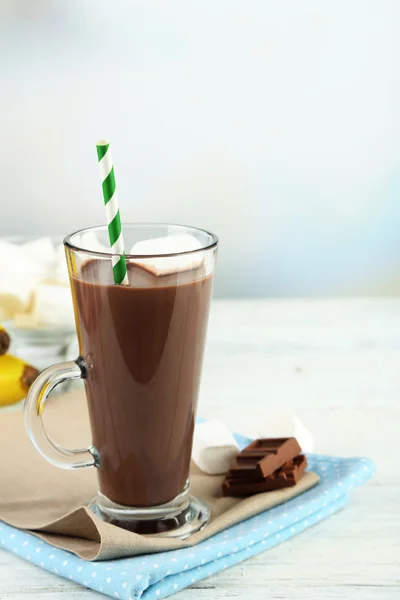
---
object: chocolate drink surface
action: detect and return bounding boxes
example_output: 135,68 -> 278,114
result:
71,260 -> 213,507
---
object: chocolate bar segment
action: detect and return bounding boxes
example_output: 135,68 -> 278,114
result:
222,455 -> 308,497
229,437 -> 301,480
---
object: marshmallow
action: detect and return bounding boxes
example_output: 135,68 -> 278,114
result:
237,412 -> 314,453
78,231 -> 109,254
0,238 -> 76,330
20,237 -> 56,268
0,238 -> 61,320
0,275 -> 39,319
130,234 -> 203,276
28,284 -> 75,329
192,419 -> 240,475
0,241 -> 41,317
0,240 -> 51,281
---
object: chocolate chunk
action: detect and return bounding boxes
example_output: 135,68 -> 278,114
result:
229,437 -> 302,480
222,455 -> 308,497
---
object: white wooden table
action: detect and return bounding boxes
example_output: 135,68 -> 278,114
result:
1,299 -> 399,599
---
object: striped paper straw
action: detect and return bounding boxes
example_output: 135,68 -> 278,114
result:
96,140 -> 129,285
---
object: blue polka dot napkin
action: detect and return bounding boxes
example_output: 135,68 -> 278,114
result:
0,444 -> 375,600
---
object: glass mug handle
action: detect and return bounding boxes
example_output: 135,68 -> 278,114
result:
24,358 -> 99,469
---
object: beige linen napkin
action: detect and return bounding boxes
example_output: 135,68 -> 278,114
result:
0,391 -> 319,561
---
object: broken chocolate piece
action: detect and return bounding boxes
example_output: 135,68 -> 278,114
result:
229,437 -> 302,480
222,455 -> 308,497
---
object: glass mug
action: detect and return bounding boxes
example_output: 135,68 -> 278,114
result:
25,223 -> 218,537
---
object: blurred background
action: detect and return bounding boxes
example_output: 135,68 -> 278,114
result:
0,0 -> 398,298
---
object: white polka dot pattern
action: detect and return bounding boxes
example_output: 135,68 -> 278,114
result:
0,452 -> 375,600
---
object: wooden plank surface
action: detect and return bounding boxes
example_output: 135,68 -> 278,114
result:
1,299 -> 399,599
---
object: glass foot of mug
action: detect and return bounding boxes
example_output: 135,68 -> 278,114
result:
88,493 -> 210,539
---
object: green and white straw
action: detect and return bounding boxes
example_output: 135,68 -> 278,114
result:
96,140 -> 128,285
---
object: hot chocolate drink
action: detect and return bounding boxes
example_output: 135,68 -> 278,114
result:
70,260 -> 213,507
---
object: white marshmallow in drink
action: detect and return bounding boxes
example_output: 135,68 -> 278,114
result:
78,231 -> 109,254
129,234 -> 204,276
